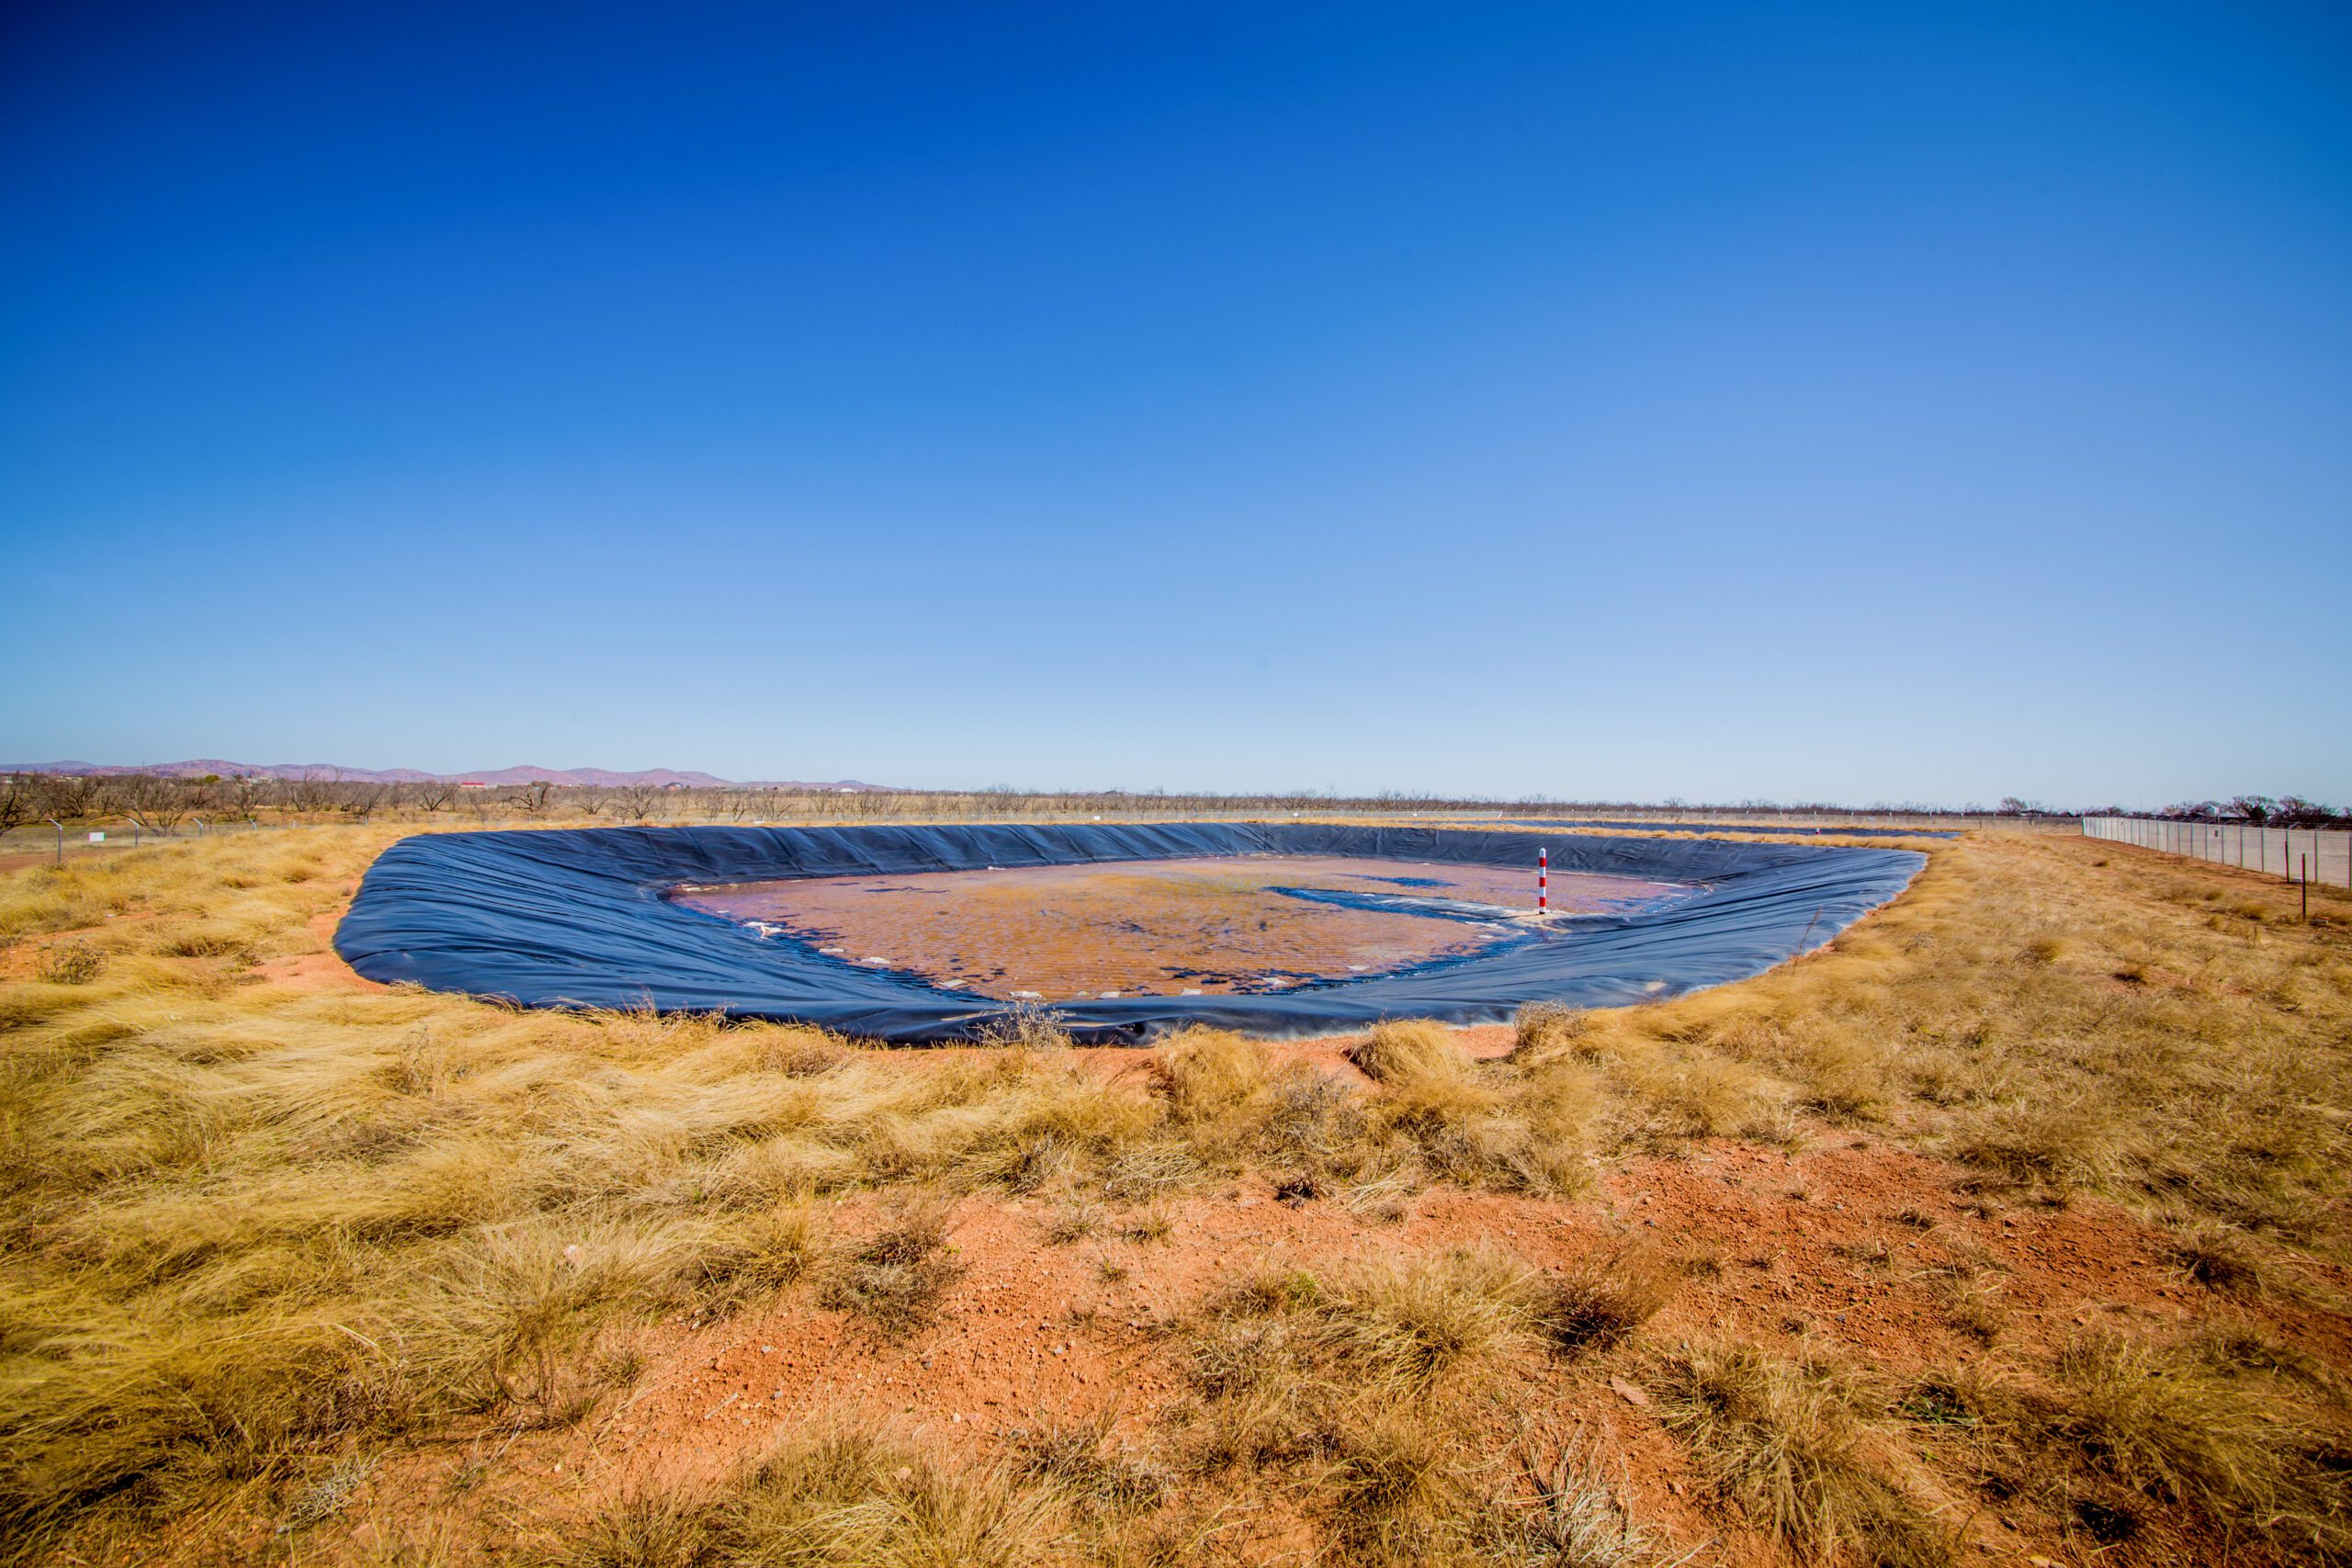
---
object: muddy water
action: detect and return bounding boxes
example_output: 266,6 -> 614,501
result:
671,854 -> 1688,1000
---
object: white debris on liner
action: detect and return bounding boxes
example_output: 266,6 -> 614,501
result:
1098,991 -> 1121,999
818,947 -> 845,954
1012,989 -> 1043,999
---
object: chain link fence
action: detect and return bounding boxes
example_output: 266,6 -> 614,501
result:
0,817 -> 288,864
2083,815 -> 2350,888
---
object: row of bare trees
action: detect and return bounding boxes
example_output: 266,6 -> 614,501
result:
0,771 -> 716,835
0,770 -> 2131,840
2154,795 -> 2346,829
0,772 -> 394,834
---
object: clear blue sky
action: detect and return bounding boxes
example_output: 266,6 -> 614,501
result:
3,3 -> 2346,807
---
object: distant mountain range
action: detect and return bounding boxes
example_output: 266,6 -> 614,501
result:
4,760 -> 890,791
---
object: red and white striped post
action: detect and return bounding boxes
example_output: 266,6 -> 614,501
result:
1539,847 -> 1548,911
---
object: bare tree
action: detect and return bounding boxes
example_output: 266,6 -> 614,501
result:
43,773 -> 103,818
179,775 -> 225,815
2273,796 -> 2346,829
413,781 -> 457,813
0,773 -> 40,837
340,783 -> 390,820
115,773 -> 194,833
286,770 -> 341,813
614,783 -> 665,822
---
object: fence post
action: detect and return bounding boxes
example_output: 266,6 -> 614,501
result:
45,817 -> 62,866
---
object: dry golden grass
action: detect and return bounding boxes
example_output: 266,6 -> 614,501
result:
4,824 -> 2351,1564
1533,1247 -> 1679,1354
541,1428 -> 1058,1568
816,1193 -> 965,1338
1350,1017 -> 1477,1086
1511,1441 -> 1693,1567
1563,834 -> 2352,1240
1919,1329 -> 2352,1563
1655,1341 -> 1952,1566
1168,1243 -> 1664,1565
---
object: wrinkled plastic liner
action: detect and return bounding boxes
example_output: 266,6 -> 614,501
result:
1484,818 -> 1957,840
334,823 -> 1924,1043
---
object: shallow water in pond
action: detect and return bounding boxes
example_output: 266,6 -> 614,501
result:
670,854 -> 1690,1000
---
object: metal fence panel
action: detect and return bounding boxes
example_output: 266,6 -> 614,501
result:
2082,816 -> 2351,887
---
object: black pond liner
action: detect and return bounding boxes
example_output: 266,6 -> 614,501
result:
1481,818 -> 1959,840
333,822 -> 1924,1044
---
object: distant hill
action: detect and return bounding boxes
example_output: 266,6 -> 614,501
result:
3,760 -> 891,791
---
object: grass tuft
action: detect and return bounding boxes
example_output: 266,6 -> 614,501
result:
1657,1342 -> 1952,1567
1533,1247 -> 1679,1353
2042,1330 -> 2296,1520
1007,1409 -> 1170,1512
1510,1442 -> 1688,1567
33,942 -> 102,985
547,1431 -> 1058,1568
1350,1018 -> 1476,1087
2162,1223 -> 2268,1296
1151,1027 -> 1270,1121
1512,1000 -> 1592,1062
818,1196 -> 965,1339
695,1201 -> 829,1310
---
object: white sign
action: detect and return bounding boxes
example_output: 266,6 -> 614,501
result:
86,831 -> 106,843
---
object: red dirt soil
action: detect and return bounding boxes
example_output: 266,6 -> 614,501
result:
279,1024 -> 2352,1568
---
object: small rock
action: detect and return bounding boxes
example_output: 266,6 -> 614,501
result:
1610,1376 -> 1649,1408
